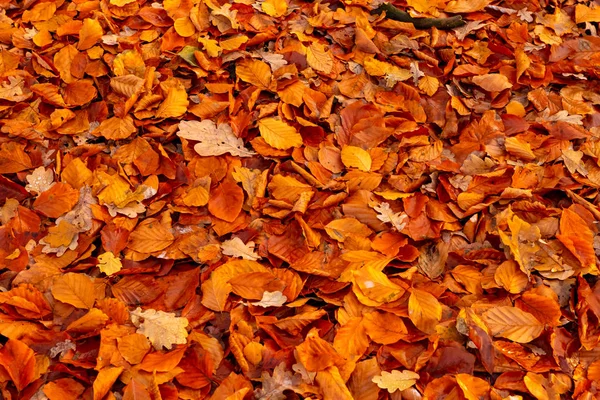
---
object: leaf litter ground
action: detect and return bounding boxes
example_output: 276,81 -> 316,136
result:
1,0 -> 600,399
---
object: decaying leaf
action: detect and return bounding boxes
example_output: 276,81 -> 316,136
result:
372,370 -> 420,393
1,0 -> 598,398
130,307 -> 189,350
251,291 -> 287,308
178,120 -> 255,157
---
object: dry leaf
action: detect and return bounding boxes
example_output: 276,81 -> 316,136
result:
251,291 -> 288,308
372,370 -> 420,393
221,237 -> 261,260
130,307 -> 189,350
178,120 -> 255,157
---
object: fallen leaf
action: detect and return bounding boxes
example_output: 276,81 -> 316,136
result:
372,370 -> 420,393
130,307 -> 189,350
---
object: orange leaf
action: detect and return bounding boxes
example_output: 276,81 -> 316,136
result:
43,378 -> 85,400
296,328 -> 345,372
51,272 -> 96,309
33,182 -> 79,218
208,180 -> 244,222
127,219 -> 175,253
557,208 -> 597,272
93,366 -> 124,400
0,339 -> 36,391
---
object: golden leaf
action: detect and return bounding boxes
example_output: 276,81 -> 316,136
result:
341,146 -> 372,172
127,219 -> 175,253
483,306 -> 544,343
306,42 -> 333,74
258,117 -> 303,150
262,0 -> 287,17
78,18 -> 103,50
51,272 -> 96,309
97,252 -> 123,276
236,59 -> 272,89
408,289 -> 442,334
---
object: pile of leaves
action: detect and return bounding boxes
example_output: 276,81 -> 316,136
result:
2,0 -> 600,398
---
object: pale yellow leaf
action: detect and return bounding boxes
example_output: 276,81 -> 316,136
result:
178,120 -> 255,157
372,370 -> 419,393
251,291 -> 287,308
221,237 -> 260,261
130,307 -> 189,350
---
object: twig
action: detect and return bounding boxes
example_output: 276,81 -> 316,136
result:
371,3 -> 466,30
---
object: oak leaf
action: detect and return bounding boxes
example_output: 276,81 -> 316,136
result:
178,120 -> 255,157
130,307 -> 189,350
251,291 -> 287,308
372,370 -> 419,393
97,251 -> 123,276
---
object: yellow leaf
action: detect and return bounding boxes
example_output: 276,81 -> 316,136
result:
220,35 -> 249,51
113,50 -> 146,77
576,4 -> 600,23
352,266 -> 405,306
110,74 -> 145,98
93,367 -> 124,400
156,79 -> 189,119
258,117 -> 303,150
506,100 -> 526,117
236,59 -> 272,89
109,0 -> 135,6
372,370 -> 419,393
325,218 -> 373,242
61,158 -> 92,189
78,18 -> 103,50
456,374 -> 491,400
408,289 -> 442,334
341,146 -> 372,172
92,116 -> 136,140
97,252 -> 122,276
494,260 -> 529,294
445,0 -> 491,13
54,45 -> 79,83
262,0 -> 287,17
130,307 -> 189,350
267,174 -> 312,203
67,308 -> 109,332
306,42 -> 333,74
198,36 -> 222,57
316,366 -> 354,400
418,75 -> 439,96
51,272 -> 96,309
174,17 -> 196,37
483,306 -> 544,343
472,73 -> 513,92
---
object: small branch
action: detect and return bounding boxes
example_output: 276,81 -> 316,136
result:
371,3 -> 466,30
